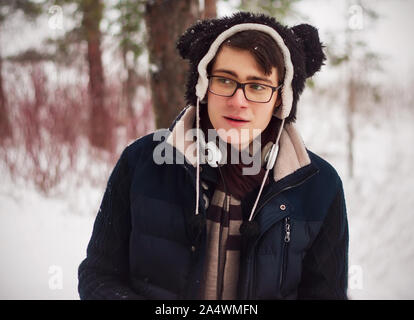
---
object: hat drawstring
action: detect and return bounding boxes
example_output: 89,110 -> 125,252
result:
248,118 -> 284,222
188,98 -> 206,244
239,118 -> 285,239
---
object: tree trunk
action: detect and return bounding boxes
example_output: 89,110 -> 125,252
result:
347,75 -> 355,178
121,50 -> 137,119
0,55 -> 12,142
202,0 -> 217,19
346,20 -> 355,179
120,49 -> 139,139
81,0 -> 111,151
145,0 -> 199,129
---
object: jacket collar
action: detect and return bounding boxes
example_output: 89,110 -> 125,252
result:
165,105 -> 312,183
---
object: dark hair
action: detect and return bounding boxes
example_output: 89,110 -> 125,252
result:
207,30 -> 285,84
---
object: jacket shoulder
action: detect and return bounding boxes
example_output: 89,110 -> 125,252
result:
307,149 -> 343,190
123,129 -> 170,167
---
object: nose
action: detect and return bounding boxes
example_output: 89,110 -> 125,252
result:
227,88 -> 248,109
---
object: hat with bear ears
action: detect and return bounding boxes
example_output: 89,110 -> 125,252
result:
176,11 -> 326,123
175,12 -> 326,240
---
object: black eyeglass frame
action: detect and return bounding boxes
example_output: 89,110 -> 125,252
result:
207,75 -> 283,103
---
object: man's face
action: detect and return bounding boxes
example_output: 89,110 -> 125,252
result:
207,45 -> 280,149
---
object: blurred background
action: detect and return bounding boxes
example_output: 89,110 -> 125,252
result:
0,0 -> 413,299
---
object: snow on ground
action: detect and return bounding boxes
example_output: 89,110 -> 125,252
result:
0,165 -> 102,299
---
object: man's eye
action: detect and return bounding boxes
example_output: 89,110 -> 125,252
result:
249,84 -> 266,91
217,78 -> 231,84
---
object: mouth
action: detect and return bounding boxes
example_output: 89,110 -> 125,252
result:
223,116 -> 250,127
223,116 -> 249,122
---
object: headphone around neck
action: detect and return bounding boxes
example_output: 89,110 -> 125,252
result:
199,138 -> 278,169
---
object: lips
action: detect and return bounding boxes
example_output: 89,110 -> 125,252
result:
223,115 -> 250,127
224,115 -> 249,122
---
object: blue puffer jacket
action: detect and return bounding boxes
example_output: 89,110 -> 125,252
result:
78,108 -> 349,300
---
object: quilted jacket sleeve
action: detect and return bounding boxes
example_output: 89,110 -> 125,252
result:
78,146 -> 144,300
297,180 -> 349,300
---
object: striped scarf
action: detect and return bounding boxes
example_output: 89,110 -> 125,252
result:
200,183 -> 243,299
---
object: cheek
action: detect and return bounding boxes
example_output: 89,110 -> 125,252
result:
207,92 -> 221,108
207,93 -> 215,113
253,104 -> 274,130
207,95 -> 220,127
207,93 -> 225,115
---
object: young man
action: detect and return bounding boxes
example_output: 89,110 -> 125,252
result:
78,12 -> 349,300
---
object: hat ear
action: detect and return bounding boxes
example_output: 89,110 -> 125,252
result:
176,28 -> 195,59
176,20 -> 211,60
290,23 -> 326,78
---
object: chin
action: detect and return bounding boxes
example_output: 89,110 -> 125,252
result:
215,127 -> 252,147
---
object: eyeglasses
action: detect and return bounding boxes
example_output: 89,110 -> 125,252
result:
207,75 -> 283,103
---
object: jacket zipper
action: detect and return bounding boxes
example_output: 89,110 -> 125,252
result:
245,173 -> 316,299
279,217 -> 291,292
247,216 -> 291,299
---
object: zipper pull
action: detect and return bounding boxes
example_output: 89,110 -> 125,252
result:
284,217 -> 291,243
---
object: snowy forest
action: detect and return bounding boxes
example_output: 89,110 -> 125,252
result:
0,0 -> 413,299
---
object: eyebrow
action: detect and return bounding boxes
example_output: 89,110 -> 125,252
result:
212,69 -> 274,85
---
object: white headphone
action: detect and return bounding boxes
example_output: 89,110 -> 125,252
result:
199,138 -> 279,169
264,143 -> 279,170
198,137 -> 223,168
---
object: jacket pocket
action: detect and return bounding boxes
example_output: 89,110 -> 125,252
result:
279,217 -> 291,294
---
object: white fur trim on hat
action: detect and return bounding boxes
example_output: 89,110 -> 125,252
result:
195,23 -> 294,120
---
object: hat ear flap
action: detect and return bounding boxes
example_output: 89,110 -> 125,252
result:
291,23 -> 326,78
